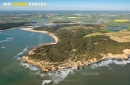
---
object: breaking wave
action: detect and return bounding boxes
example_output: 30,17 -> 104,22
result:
7,37 -> 15,40
0,37 -> 15,43
16,46 -> 130,85
30,33 -> 35,36
1,46 -> 5,49
15,47 -> 40,71
90,58 -> 130,69
47,67 -> 75,84
20,58 -> 76,85
20,61 -> 40,71
15,47 -> 29,60
42,80 -> 52,85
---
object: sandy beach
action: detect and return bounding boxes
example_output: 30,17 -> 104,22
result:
20,27 -> 58,44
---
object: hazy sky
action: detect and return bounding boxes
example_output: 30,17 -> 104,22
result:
0,0 -> 130,10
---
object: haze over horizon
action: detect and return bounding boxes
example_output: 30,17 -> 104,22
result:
0,0 -> 130,11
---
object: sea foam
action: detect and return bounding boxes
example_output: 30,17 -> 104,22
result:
30,33 -> 34,36
42,80 -> 51,85
91,58 -> 130,69
0,37 -> 15,43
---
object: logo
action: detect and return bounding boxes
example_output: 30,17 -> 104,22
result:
3,2 -> 47,7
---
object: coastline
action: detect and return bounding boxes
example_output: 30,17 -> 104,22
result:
0,27 -> 17,33
20,27 -> 58,44
21,27 -> 130,73
0,27 -> 19,32
22,49 -> 130,72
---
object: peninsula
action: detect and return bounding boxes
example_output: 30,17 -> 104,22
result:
22,24 -> 130,72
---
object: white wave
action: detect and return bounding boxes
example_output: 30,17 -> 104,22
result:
39,36 -> 42,38
19,52 -> 23,55
0,39 -> 9,43
91,58 -> 130,69
30,33 -> 34,36
15,52 -> 23,57
16,57 -> 22,60
1,46 -> 5,48
20,62 -> 30,68
7,37 -> 15,40
22,47 -> 28,53
20,62 -> 39,71
10,37 -> 14,40
47,67 -> 75,84
2,40 -> 9,42
42,80 -> 51,85
15,47 -> 29,57
0,37 -> 15,43
20,59 -> 75,84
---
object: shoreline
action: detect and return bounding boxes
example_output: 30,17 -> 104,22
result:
20,27 -> 58,44
0,27 -> 19,31
21,27 -> 130,73
0,30 -> 3,32
22,49 -> 130,72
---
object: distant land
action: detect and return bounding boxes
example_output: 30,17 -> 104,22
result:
1,11 -> 130,73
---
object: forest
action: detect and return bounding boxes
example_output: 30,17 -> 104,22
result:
0,22 -> 36,30
52,20 -> 72,23
29,24 -> 130,62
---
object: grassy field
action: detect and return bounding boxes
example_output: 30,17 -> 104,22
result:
83,32 -> 104,37
84,31 -> 130,42
105,31 -> 130,42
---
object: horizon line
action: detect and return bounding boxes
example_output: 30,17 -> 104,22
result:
0,10 -> 130,11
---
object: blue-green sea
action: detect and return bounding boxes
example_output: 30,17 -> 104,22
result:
0,28 -> 130,85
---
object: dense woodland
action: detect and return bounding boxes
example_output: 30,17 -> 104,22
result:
0,22 -> 36,30
52,20 -> 72,23
29,24 -> 130,62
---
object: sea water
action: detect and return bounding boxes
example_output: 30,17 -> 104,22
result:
0,28 -> 130,85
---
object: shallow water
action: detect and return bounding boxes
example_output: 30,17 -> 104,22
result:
0,28 -> 130,85
107,26 -> 128,32
0,28 -> 54,85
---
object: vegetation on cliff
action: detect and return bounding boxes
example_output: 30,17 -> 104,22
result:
29,24 -> 130,63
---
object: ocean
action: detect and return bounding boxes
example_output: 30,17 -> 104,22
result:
0,28 -> 130,85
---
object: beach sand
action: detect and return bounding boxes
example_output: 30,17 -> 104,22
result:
20,27 -> 58,44
0,30 -> 3,32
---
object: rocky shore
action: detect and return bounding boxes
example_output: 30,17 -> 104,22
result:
21,27 -> 130,73
22,49 -> 130,73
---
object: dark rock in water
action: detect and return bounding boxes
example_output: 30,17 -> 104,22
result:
88,62 -> 92,66
124,58 -> 128,61
48,69 -> 51,72
56,67 -> 58,70
82,66 -> 85,70
23,60 -> 27,63
97,62 -> 101,65
77,65 -> 80,70
88,61 -> 92,65
128,55 -> 130,58
40,71 -> 45,74
43,71 -> 48,74
90,64 -> 94,67
127,57 -> 130,60
57,71 -> 60,74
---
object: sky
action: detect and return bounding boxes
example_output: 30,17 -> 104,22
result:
0,0 -> 130,11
